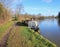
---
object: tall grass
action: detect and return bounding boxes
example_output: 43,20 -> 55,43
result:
0,21 -> 13,40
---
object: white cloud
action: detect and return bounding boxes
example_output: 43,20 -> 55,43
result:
13,0 -> 22,3
12,0 -> 22,3
25,7 -> 40,10
46,9 -> 51,13
42,0 -> 53,3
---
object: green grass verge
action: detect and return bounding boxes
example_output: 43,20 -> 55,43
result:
0,21 -> 13,40
20,26 -> 56,47
6,23 -> 56,47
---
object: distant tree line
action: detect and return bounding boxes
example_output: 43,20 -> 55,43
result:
58,12 -> 60,19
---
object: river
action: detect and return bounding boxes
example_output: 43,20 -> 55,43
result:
39,19 -> 60,47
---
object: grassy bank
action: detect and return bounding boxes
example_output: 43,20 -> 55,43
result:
7,24 -> 56,47
20,26 -> 56,47
0,21 -> 13,40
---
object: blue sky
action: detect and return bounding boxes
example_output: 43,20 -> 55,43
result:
0,0 -> 60,16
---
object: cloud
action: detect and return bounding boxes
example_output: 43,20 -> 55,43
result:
46,9 -> 51,13
42,0 -> 53,3
25,7 -> 41,11
0,0 -> 22,6
13,0 -> 22,3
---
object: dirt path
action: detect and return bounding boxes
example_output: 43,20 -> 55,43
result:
0,22 -> 16,47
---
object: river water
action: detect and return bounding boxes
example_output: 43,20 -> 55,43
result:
39,19 -> 60,47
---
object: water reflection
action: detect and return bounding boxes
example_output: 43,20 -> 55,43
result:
58,19 -> 60,26
39,19 -> 60,47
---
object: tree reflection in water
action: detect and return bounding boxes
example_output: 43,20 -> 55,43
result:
58,18 -> 60,26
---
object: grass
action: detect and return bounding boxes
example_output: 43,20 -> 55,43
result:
7,22 -> 56,47
20,26 -> 56,47
0,21 -> 13,40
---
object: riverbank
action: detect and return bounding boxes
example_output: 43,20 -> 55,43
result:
0,21 -> 57,47
7,21 -> 56,47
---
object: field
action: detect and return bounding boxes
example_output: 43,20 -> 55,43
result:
5,21 -> 56,47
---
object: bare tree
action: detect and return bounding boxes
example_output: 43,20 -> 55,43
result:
16,4 -> 24,15
0,3 -> 12,24
14,3 -> 24,20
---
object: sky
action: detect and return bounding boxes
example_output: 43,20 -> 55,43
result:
0,0 -> 60,16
